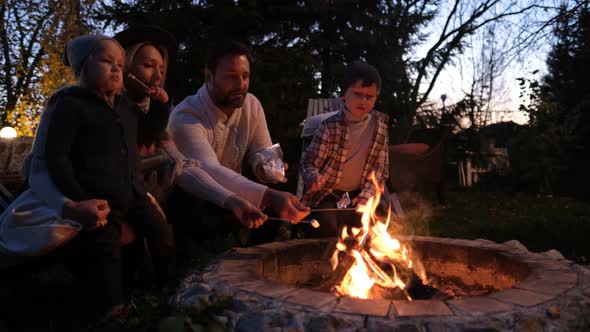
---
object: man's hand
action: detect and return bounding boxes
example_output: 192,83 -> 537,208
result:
262,189 -> 310,222
307,174 -> 326,192
224,195 -> 268,228
63,199 -> 111,230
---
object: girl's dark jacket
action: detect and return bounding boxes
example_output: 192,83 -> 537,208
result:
45,86 -> 147,211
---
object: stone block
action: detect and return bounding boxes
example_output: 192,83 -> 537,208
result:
236,279 -> 298,299
366,318 -> 420,332
541,249 -> 566,260
305,314 -> 359,332
261,253 -> 279,280
236,310 -> 303,332
536,270 -> 578,284
334,297 -> 391,317
225,247 -> 272,260
501,240 -> 529,252
448,297 -> 513,314
489,288 -> 554,307
392,300 -> 453,317
522,258 -> 568,271
217,271 -> 259,286
217,259 -> 259,274
516,275 -> 575,296
280,288 -> 338,309
256,241 -> 296,252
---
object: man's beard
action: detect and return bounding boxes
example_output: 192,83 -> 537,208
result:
211,85 -> 245,109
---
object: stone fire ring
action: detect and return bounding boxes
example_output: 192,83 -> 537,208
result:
171,236 -> 590,331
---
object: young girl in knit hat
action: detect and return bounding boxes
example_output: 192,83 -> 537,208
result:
42,34 -> 173,327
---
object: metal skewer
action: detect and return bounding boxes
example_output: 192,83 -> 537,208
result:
310,208 -> 357,212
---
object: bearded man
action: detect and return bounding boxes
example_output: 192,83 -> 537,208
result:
167,41 -> 308,244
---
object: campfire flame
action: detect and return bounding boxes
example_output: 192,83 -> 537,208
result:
330,172 -> 427,300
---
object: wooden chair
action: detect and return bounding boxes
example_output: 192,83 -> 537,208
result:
388,126 -> 452,204
297,98 -> 405,217
297,98 -> 343,199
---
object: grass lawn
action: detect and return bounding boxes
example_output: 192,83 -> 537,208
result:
397,190 -> 590,264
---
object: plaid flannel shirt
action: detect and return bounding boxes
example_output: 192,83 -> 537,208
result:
300,109 -> 389,207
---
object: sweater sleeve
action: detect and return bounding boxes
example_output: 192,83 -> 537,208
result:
45,97 -> 93,201
168,110 -> 268,207
160,135 -> 234,207
245,98 -> 273,172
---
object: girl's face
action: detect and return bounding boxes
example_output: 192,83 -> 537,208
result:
82,40 -> 124,96
127,44 -> 167,95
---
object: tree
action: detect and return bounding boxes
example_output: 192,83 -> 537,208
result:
98,0 -> 559,144
0,0 -> 94,134
511,1 -> 590,195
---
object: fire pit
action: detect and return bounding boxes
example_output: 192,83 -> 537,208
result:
172,237 -> 590,331
172,175 -> 590,330
260,237 -> 531,301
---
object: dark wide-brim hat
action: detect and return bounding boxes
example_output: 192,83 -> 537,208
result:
113,25 -> 177,66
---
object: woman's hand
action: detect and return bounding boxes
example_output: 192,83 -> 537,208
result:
149,87 -> 169,103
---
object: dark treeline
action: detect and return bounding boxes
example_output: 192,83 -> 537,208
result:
511,1 -> 590,197
96,0 -> 436,145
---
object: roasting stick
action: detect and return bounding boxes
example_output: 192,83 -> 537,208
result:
128,73 -> 153,93
267,217 -> 320,228
311,208 -> 357,212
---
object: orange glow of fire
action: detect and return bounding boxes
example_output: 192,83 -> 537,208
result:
330,172 -> 427,300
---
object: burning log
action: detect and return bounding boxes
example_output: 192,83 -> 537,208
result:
320,233 -> 364,292
325,172 -> 430,300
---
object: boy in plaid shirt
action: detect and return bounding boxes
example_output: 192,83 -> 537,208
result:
301,61 -> 389,237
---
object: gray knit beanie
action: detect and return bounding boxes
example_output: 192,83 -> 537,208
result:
63,34 -> 122,75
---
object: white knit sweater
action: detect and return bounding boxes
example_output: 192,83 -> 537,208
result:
168,84 -> 271,208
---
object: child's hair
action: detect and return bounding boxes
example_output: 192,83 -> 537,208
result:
342,61 -> 381,92
205,41 -> 251,73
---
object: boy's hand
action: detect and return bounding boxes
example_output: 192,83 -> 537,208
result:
352,197 -> 368,208
308,174 -> 326,192
224,195 -> 268,229
149,86 -> 169,103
